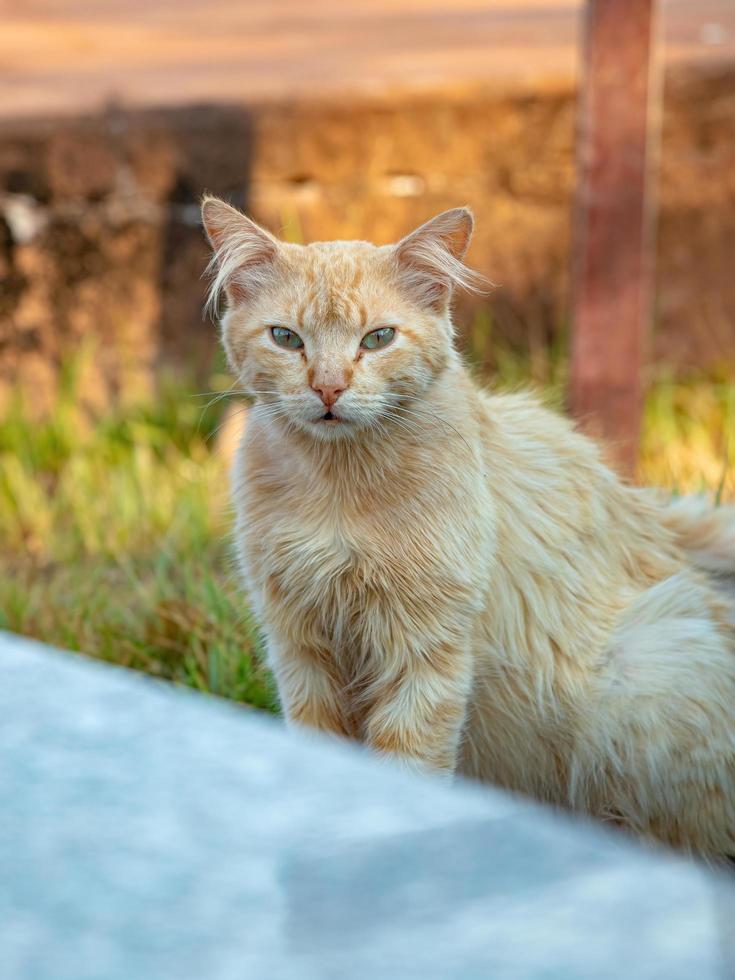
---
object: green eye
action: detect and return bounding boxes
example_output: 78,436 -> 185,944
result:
361,327 -> 395,351
270,326 -> 304,350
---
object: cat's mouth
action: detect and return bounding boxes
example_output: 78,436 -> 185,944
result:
313,407 -> 350,426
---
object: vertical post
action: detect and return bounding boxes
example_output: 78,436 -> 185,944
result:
569,0 -> 660,473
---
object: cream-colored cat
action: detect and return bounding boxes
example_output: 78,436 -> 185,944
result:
202,196 -> 735,855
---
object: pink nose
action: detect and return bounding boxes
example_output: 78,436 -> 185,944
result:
311,382 -> 345,408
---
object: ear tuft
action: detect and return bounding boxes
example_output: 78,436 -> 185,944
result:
394,207 -> 488,310
201,195 -> 279,316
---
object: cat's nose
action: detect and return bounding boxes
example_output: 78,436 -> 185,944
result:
311,382 -> 345,407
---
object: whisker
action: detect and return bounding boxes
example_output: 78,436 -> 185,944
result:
206,405 -> 252,444
390,403 -> 475,455
191,387 -> 250,400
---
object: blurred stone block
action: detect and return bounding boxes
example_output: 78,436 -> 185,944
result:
1,631 -> 733,979
1,71 -> 735,411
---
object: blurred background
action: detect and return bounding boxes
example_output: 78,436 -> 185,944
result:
1,0 -> 733,705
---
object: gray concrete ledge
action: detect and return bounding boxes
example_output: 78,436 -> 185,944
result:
1,631 -> 733,979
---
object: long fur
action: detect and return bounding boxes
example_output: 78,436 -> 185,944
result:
202,197 -> 735,856
394,207 -> 489,309
201,194 -> 279,317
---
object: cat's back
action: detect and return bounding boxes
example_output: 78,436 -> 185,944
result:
476,388 -> 604,482
473,388 -> 625,539
470,387 -> 687,666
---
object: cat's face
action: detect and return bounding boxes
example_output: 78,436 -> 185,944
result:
202,199 -> 480,440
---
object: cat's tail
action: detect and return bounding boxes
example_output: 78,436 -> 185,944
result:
662,494 -> 735,579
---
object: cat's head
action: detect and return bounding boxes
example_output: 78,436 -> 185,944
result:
201,197 -> 484,439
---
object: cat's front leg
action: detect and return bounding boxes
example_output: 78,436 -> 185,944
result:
268,642 -> 353,738
363,644 -> 473,777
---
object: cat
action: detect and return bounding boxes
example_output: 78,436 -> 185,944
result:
201,195 -> 735,856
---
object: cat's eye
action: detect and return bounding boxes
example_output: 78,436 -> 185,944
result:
270,326 -> 304,350
361,327 -> 395,351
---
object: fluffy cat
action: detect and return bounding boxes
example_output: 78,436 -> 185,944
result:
202,196 -> 735,855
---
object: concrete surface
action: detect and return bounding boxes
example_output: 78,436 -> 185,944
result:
1,630 -> 734,979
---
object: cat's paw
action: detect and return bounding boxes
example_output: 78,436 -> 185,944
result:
375,750 -> 455,783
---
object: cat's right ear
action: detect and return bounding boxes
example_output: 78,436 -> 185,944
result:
201,196 -> 280,314
394,208 -> 486,311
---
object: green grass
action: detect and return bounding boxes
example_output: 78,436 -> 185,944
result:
1,350 -> 732,710
0,363 -> 276,711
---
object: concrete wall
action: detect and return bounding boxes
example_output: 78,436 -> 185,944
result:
1,69 -> 733,410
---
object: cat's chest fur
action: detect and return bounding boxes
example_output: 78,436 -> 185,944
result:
244,476 -> 451,605
235,433 -> 491,655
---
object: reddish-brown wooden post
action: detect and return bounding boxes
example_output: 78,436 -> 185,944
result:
569,0 -> 661,473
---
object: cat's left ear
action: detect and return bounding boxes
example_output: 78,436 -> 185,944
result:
201,195 -> 280,314
394,208 -> 484,311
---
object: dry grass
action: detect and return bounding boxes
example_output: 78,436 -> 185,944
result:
640,377 -> 734,502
